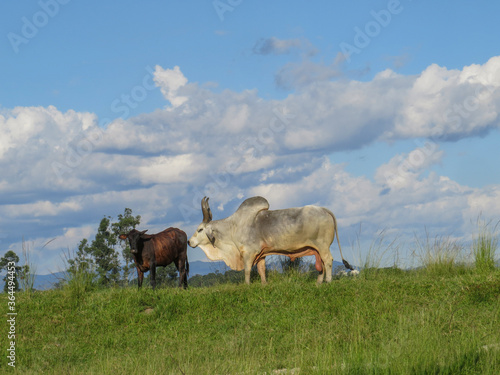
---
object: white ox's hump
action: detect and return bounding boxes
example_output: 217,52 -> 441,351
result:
226,196 -> 270,228
235,196 -> 269,216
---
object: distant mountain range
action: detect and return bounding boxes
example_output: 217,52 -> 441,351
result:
30,259 -> 350,290
33,272 -> 66,290
30,261 -> 228,290
30,261 -> 235,290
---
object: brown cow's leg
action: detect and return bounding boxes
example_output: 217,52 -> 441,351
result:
137,267 -> 144,289
175,258 -> 187,289
182,259 -> 189,289
183,258 -> 189,289
150,262 -> 156,290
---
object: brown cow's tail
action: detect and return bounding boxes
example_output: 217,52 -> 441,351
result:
326,209 -> 354,271
185,258 -> 189,278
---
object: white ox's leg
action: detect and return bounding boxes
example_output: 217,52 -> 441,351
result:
316,268 -> 325,285
256,258 -> 267,284
323,252 -> 334,283
316,249 -> 333,284
243,252 -> 254,285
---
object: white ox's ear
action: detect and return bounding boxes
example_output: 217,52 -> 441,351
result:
195,196 -> 269,273
205,226 -> 216,247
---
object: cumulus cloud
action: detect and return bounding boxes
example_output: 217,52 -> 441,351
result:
249,152 -> 481,246
136,154 -> 205,185
0,106 -> 101,197
375,142 -> 445,190
390,57 -> 500,140
153,65 -> 189,108
3,200 -> 81,218
3,57 -> 500,273
276,56 -> 500,150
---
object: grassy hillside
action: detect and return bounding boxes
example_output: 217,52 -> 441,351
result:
3,267 -> 500,374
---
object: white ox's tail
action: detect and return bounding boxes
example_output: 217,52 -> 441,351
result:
325,209 -> 354,270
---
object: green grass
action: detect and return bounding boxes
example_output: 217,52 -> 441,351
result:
3,267 -> 500,374
473,219 -> 499,273
412,232 -> 467,276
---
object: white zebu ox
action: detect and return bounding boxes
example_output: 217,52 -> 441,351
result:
188,196 -> 353,284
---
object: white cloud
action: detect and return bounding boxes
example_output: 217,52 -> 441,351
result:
217,104 -> 250,133
466,187 -> 500,222
153,65 -> 189,108
2,58 -> 500,273
137,154 -> 204,184
248,150 -> 487,248
393,57 -> 500,140
3,200 -> 81,218
0,105 -> 97,159
374,143 -> 445,190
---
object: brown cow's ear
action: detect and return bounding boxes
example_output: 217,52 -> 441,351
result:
119,234 -> 127,240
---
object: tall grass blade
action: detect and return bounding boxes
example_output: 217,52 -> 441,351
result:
59,248 -> 97,301
412,229 -> 465,275
19,238 -> 46,293
473,218 -> 499,272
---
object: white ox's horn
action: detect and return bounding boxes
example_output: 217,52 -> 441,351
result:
201,197 -> 212,223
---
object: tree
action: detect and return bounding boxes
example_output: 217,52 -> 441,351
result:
0,250 -> 26,292
66,217 -> 120,287
68,238 -> 95,275
155,263 -> 179,287
67,208 -> 141,288
88,216 -> 121,286
112,208 -> 141,283
64,239 -> 97,292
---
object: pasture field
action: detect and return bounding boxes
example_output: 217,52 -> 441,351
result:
1,266 -> 500,374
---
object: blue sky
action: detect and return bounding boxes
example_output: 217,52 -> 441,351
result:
1,0 -> 500,274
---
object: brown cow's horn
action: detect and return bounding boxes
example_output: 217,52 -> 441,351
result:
201,197 -> 212,223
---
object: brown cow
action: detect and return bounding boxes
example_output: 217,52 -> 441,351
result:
119,227 -> 189,289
